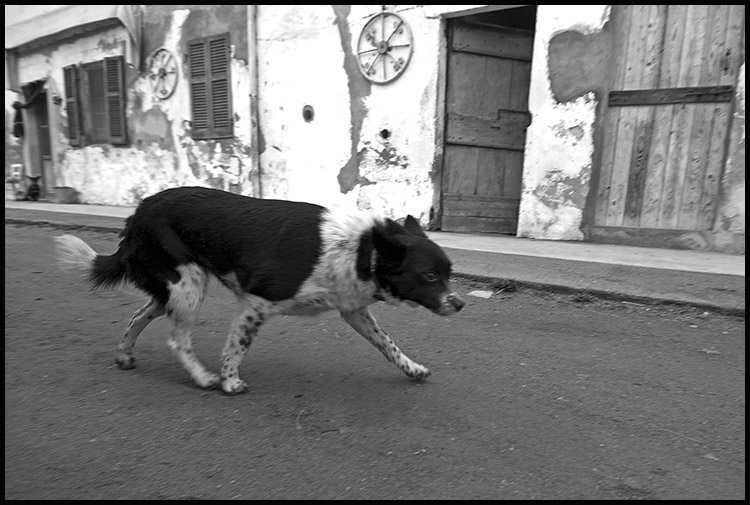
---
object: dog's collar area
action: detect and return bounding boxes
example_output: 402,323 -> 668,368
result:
370,249 -> 387,301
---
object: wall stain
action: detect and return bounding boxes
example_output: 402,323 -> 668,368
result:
96,35 -> 122,53
551,121 -> 585,144
534,168 -> 591,209
547,25 -> 612,103
376,144 -> 409,169
131,108 -> 174,151
332,5 -> 373,193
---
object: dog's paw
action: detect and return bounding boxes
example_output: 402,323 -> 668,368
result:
406,363 -> 431,381
221,378 -> 249,395
195,372 -> 221,390
115,354 -> 136,370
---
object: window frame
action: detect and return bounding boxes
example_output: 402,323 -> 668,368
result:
63,55 -> 127,146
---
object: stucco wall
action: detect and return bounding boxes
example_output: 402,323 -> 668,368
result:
7,5 -> 255,206
256,5 -> 483,223
517,5 -> 610,241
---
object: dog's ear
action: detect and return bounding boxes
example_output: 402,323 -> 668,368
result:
372,219 -> 407,259
403,215 -> 428,238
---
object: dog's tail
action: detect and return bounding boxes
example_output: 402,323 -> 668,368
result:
55,234 -> 128,289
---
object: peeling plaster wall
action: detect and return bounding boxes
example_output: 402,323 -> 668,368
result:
517,5 -> 610,241
12,25 -> 134,201
257,5 -> 478,223
715,63 -> 746,250
6,5 -> 255,206
56,19 -> 192,205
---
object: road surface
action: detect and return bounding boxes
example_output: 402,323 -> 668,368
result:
5,224 -> 745,499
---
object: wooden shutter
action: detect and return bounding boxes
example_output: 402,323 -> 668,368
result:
63,65 -> 81,147
209,35 -> 232,138
189,33 -> 233,139
189,39 -> 210,139
104,56 -> 127,145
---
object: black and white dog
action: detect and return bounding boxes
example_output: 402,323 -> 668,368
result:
56,187 -> 464,394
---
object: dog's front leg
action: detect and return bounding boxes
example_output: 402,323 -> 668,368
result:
220,296 -> 270,395
341,307 -> 430,380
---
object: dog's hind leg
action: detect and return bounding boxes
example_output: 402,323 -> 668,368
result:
165,265 -> 220,389
115,297 -> 165,369
341,307 -> 430,380
219,295 -> 271,395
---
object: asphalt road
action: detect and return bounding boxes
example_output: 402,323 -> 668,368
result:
5,224 -> 746,499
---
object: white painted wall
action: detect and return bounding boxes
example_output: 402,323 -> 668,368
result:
256,4 -> 615,232
257,5 -> 485,223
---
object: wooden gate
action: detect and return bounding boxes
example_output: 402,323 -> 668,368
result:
593,5 -> 744,235
441,20 -> 534,234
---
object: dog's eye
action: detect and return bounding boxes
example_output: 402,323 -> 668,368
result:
422,272 -> 438,283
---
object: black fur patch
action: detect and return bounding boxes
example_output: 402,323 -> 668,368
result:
355,230 -> 375,281
92,187 -> 325,303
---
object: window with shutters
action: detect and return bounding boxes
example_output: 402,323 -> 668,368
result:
188,33 -> 233,140
63,56 -> 127,146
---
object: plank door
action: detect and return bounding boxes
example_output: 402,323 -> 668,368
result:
594,5 -> 744,233
441,20 -> 534,234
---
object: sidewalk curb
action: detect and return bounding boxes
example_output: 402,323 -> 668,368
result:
6,218 -> 123,235
453,272 -> 744,318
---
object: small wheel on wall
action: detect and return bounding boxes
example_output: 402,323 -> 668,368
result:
356,11 -> 414,84
148,47 -> 179,99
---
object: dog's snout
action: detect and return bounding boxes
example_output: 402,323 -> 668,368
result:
448,293 -> 465,312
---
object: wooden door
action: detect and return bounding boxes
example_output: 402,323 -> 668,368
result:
594,5 -> 744,233
441,20 -> 534,234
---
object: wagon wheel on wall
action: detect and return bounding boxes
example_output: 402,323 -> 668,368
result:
148,47 -> 178,99
356,11 -> 414,84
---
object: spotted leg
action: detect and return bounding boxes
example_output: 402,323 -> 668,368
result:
220,295 -> 270,395
115,298 -> 166,369
341,307 -> 430,380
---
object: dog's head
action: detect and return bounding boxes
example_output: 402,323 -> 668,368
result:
371,216 -> 464,316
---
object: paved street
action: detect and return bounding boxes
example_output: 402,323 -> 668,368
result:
5,224 -> 746,499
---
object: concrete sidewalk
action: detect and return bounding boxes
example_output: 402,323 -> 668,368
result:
5,200 -> 745,316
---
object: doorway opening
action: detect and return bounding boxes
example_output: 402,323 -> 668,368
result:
440,6 -> 537,234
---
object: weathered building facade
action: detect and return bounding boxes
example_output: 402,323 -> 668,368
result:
5,5 -> 745,253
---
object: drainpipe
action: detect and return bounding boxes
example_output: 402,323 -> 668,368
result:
247,4 -> 262,197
